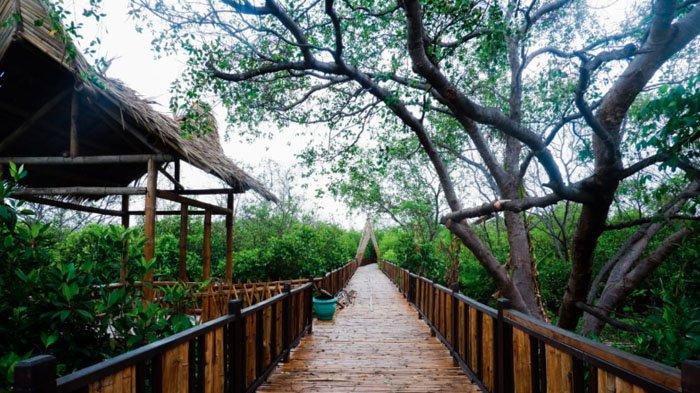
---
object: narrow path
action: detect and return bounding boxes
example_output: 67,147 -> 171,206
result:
259,264 -> 480,392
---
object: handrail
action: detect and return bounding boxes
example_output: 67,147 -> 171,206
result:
14,260 -> 360,393
379,260 -> 696,393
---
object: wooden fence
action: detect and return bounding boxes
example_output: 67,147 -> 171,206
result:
380,260 -> 700,393
14,261 -> 360,393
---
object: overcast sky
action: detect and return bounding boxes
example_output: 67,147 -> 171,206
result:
67,0 -> 633,230
70,0 -> 368,228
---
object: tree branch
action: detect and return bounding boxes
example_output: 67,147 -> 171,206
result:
401,0 -> 590,203
441,193 -> 562,223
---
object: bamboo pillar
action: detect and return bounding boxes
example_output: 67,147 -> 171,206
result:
143,159 -> 157,300
202,210 -> 212,280
173,159 -> 181,191
224,193 -> 234,283
178,203 -> 189,281
120,195 -> 129,283
69,89 -> 79,157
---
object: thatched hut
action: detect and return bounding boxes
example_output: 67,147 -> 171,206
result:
0,0 -> 277,292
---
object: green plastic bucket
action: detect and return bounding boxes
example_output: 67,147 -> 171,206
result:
312,297 -> 337,320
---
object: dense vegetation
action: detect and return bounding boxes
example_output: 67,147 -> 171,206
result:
377,215 -> 700,367
0,167 -> 359,388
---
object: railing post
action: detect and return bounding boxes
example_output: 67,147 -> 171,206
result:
682,360 -> 700,392
228,299 -> 245,393
307,278 -> 314,335
430,282 -> 436,337
451,285 -> 459,365
14,355 -> 56,393
496,298 -> 514,393
282,282 -> 292,362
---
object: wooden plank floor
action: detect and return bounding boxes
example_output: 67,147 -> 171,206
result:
259,264 -> 480,392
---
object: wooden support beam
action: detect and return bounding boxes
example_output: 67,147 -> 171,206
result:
69,89 -> 79,157
13,195 -> 122,215
178,203 -> 189,282
174,159 -> 181,190
158,165 -> 184,190
202,210 -> 212,281
173,188 -> 241,196
0,89 -> 70,153
156,190 -> 230,215
225,193 -> 234,284
143,159 -> 157,301
13,187 -> 147,196
0,154 -> 173,165
127,209 -> 221,216
120,195 -> 130,284
91,100 -> 164,153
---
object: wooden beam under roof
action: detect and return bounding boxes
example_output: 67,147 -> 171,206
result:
156,190 -> 231,215
14,195 -> 122,216
0,154 -> 173,165
91,99 -> 164,154
13,186 -> 147,196
0,89 -> 71,153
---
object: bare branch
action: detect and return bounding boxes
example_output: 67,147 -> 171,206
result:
441,193 -> 562,223
208,61 -> 308,81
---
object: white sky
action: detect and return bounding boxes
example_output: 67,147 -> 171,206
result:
70,0 -> 365,228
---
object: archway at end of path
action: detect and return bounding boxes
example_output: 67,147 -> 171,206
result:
355,217 -> 380,266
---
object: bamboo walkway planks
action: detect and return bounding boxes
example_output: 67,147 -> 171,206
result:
259,264 -> 480,392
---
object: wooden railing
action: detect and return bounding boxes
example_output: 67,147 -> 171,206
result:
14,261 -> 360,393
313,259 -> 359,296
380,260 -> 699,393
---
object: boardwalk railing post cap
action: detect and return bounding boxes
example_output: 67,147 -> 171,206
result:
14,354 -> 56,393
228,298 -> 243,315
497,298 -> 512,310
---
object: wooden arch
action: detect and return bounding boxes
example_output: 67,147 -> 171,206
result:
355,218 -> 380,265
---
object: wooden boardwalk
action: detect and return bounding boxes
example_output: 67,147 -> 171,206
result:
259,264 -> 480,392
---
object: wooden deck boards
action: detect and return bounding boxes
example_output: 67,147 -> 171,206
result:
259,264 -> 480,392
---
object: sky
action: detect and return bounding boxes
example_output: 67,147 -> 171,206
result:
65,0 -> 634,230
70,1 -> 366,228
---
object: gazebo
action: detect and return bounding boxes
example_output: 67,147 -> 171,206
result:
0,0 -> 277,298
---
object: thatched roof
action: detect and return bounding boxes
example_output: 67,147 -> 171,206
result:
0,0 -> 277,202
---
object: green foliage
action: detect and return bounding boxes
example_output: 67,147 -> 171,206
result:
632,73 -> 700,166
0,173 -> 359,389
632,271 -> 700,366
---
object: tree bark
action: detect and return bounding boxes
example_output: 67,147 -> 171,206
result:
558,1 -> 700,329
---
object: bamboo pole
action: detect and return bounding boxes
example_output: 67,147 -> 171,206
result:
174,159 -> 181,190
143,159 -> 157,301
127,209 -> 223,216
0,154 -> 173,165
202,210 -> 212,280
156,190 -> 230,215
13,187 -> 146,196
69,89 -> 79,157
13,195 -> 122,215
225,193 -> 234,283
120,195 -> 129,284
178,203 -> 189,281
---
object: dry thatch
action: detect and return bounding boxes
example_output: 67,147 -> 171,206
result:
0,0 -> 277,202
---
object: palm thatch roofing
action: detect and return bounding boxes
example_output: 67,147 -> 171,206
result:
0,0 -> 277,202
